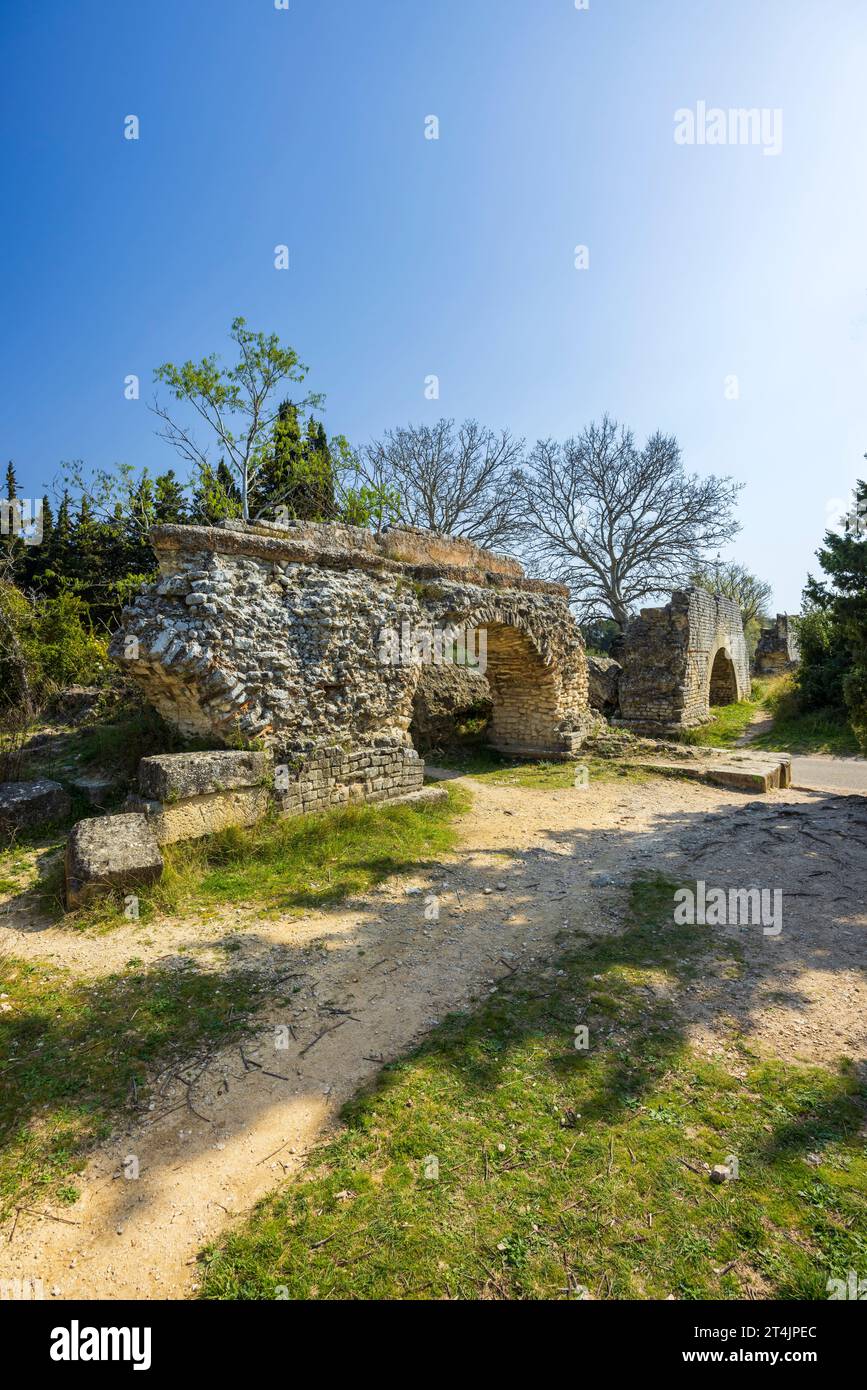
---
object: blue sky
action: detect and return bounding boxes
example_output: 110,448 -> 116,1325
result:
2,0 -> 866,611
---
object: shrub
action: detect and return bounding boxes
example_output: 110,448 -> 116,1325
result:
0,581 -> 109,709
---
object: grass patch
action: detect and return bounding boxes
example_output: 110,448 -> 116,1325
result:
198,875 -> 866,1300
749,677 -> 860,756
679,701 -> 762,749
0,953 -> 266,1220
431,747 -> 647,790
50,785 -> 470,930
681,675 -> 860,755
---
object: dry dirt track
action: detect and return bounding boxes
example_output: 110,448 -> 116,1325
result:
1,769 -> 865,1300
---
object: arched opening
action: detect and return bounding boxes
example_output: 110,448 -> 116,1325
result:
708,646 -> 738,706
407,619 -> 567,760
484,621 -> 562,757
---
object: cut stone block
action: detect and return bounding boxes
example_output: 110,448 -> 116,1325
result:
0,779 -> 71,833
65,812 -> 163,909
625,757 -> 789,794
71,774 -> 121,807
138,749 -> 272,802
130,786 -> 271,845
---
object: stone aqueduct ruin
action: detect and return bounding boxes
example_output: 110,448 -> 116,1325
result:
111,520 -> 753,813
110,521 -> 592,815
617,588 -> 751,733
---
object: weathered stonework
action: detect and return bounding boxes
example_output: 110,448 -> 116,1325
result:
109,521 -> 593,811
754,614 -> 801,676
617,588 -> 751,733
66,812 -> 163,909
586,654 -> 622,716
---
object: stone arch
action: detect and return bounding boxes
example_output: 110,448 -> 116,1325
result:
708,644 -> 739,705
111,522 -> 595,816
478,618 -> 562,757
413,597 -> 589,759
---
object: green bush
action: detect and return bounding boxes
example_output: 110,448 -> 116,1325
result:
0,581 -> 109,707
794,608 -> 848,712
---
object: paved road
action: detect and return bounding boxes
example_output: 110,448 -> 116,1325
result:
791,755 -> 867,794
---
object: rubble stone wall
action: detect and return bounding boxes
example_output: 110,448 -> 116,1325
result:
110,521 -> 593,811
754,614 -> 801,675
617,588 -> 751,732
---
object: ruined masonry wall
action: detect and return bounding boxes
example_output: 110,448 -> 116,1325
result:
754,615 -> 801,675
617,588 -> 751,731
110,522 -> 593,814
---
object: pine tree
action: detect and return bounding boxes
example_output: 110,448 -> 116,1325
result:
191,459 -> 241,525
23,494 -> 53,589
253,400 -> 304,518
2,461 -> 24,579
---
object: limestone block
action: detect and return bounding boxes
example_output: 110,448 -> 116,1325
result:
0,779 -> 71,834
138,749 -> 272,801
66,812 -> 163,908
134,786 -> 271,845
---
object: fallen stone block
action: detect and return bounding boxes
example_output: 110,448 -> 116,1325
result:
0,779 -> 71,834
624,757 -> 788,794
71,773 -> 121,807
386,786 -> 448,809
65,812 -> 163,909
138,749 -> 272,801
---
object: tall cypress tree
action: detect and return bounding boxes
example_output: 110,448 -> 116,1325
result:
253,400 -> 304,518
154,469 -> 189,524
2,461 -> 24,579
23,494 -> 53,589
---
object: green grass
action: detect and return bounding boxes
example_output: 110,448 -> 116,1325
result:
679,701 -> 762,749
0,786 -> 474,1215
749,678 -> 860,756
430,747 -> 648,790
198,876 -> 866,1300
0,953 -> 267,1220
34,784 -> 471,930
682,675 -> 861,755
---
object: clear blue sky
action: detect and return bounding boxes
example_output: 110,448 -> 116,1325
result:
2,0 -> 866,611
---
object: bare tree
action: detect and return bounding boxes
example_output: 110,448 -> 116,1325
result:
359,418 -> 526,550
520,416 -> 742,626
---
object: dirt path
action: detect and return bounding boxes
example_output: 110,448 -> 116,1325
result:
2,771 -> 865,1299
735,708 -> 775,746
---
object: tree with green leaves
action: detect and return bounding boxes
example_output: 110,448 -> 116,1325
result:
191,459 -> 241,526
800,479 -> 867,748
154,469 -> 189,524
153,317 -> 324,522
